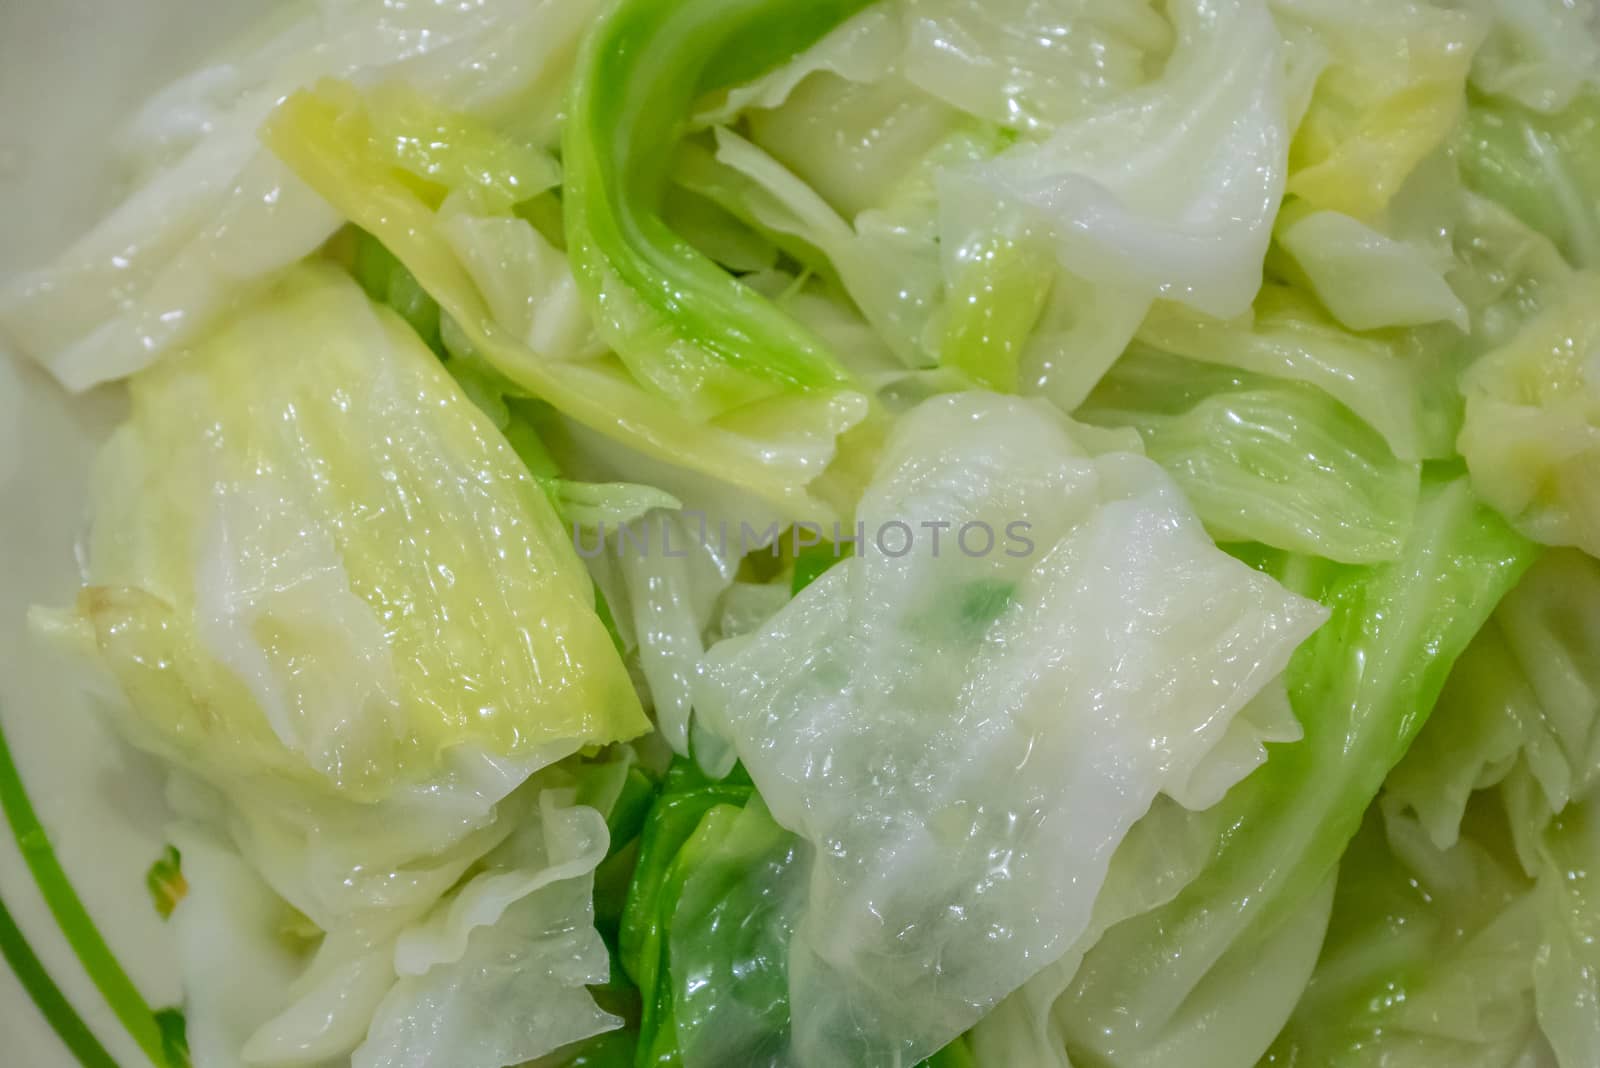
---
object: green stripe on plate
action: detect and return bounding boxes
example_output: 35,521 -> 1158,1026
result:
0,890 -> 122,1068
0,715 -> 163,1066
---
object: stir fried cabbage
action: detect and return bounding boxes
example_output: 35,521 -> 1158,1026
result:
10,0 -> 1600,1066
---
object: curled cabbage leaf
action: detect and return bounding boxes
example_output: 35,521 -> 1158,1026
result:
266,82 -> 870,524
1277,207 -> 1470,331
0,0 -> 600,389
945,0 -> 1288,321
560,0 -> 870,418
165,759 -> 629,1068
1059,475 -> 1537,1068
1278,0 -> 1488,220
1265,801 -> 1541,1067
1078,346 -> 1422,563
1387,548 -> 1600,868
40,263 -> 645,801
694,392 -> 1327,1066
1385,547 -> 1600,1068
352,786 -> 620,1068
1467,0 -> 1600,114
1459,272 -> 1600,557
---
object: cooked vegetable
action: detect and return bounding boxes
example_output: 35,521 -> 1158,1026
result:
694,393 -> 1327,1064
42,264 -> 644,795
9,1 -> 1600,1066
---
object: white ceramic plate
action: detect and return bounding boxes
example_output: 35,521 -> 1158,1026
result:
0,3 -> 257,1064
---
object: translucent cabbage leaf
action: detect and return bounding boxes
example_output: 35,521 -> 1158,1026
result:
694,392 -> 1327,1066
1134,286 -> 1438,460
352,787 -> 621,1068
560,0 -> 871,418
620,758 -> 1001,1068
687,7 -> 1040,379
946,0 -> 1288,321
1468,0 -> 1600,115
613,512 -> 718,766
1447,192 -> 1579,356
265,83 -> 870,524
166,821 -> 317,1068
555,484 -> 682,531
1459,272 -> 1600,557
1012,268 -> 1155,413
966,786 -> 1283,1068
740,64 -> 975,224
437,212 -> 604,362
152,748 -> 581,1064
1278,0 -> 1488,220
1534,798 -> 1600,1068
1078,346 -> 1422,563
1387,549 -> 1600,867
525,409 -> 787,772
693,6 -> 899,126
42,263 -> 644,804
1264,801 -> 1541,1067
1382,544 -> 1600,1068
938,225 -> 1056,393
680,0 -> 1184,398
693,125 -> 958,372
1058,474 -> 1538,1068
698,0 -> 1174,141
1277,207 -> 1470,331
161,758 -> 630,1068
0,0 -> 600,389
1459,89 -> 1600,270
897,0 -> 1175,133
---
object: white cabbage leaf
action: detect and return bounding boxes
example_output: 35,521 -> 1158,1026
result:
0,0 -> 600,390
1465,0 -> 1600,114
438,211 -> 604,362
1278,208 -> 1471,331
28,264 -> 646,1065
897,0 -> 1174,133
163,759 -> 626,1068
694,392 -> 1327,1066
944,0 -> 1288,321
35,264 -> 645,801
167,819 -> 326,1068
1276,0 -> 1487,221
1459,271 -> 1600,557
352,787 -> 620,1068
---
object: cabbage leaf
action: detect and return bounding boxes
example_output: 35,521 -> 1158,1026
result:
560,0 -> 871,418
265,82 -> 870,523
1460,88 -> 1600,271
1278,0 -> 1488,220
1276,207 -> 1470,331
1264,802 -> 1541,1067
694,392 -> 1327,1065
946,0 -> 1288,321
1079,346 -> 1422,562
1386,549 -> 1600,866
44,263 -> 643,800
1058,474 -> 1537,1068
1459,272 -> 1600,557
0,0 -> 601,389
